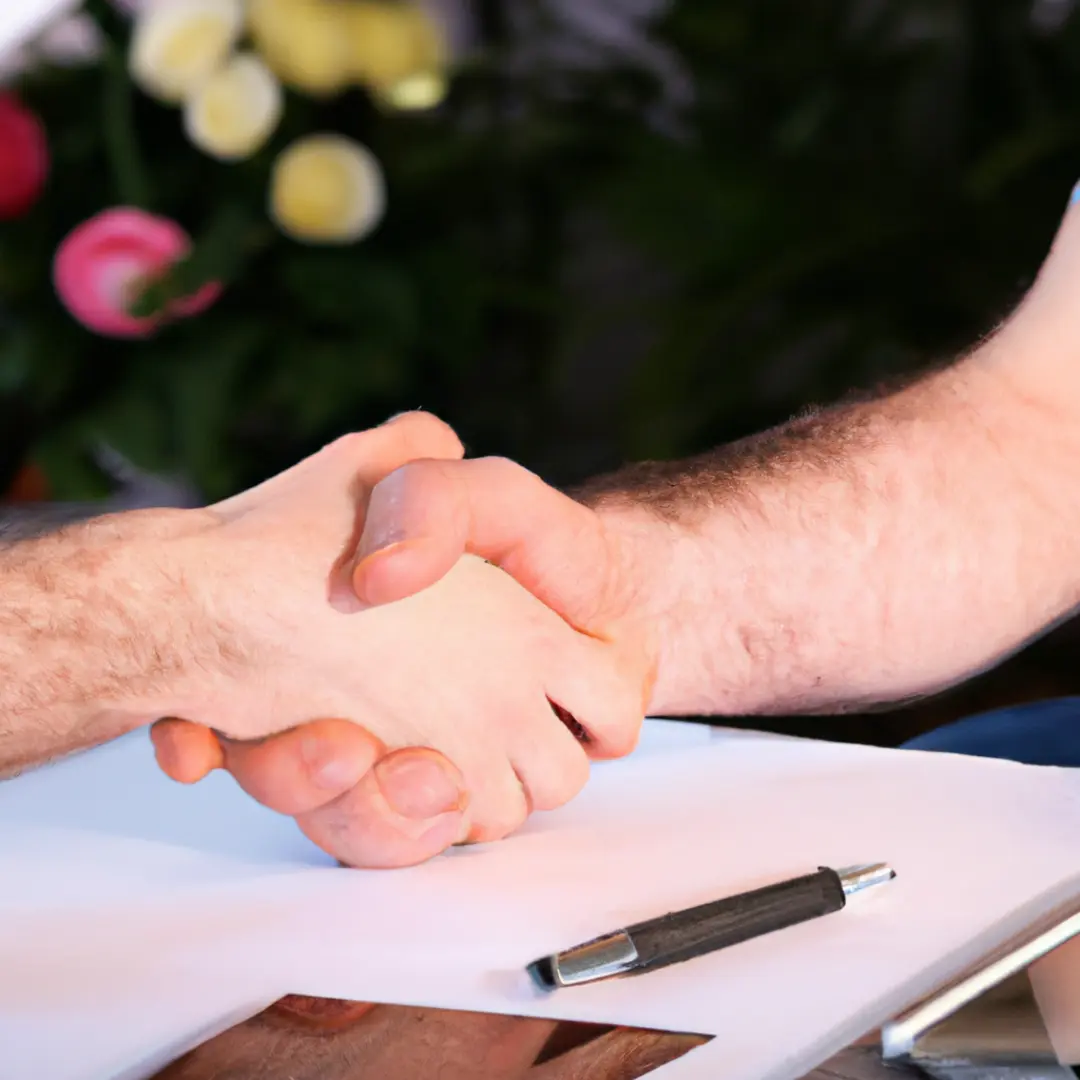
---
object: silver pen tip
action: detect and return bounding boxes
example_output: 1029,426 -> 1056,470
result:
837,862 -> 896,897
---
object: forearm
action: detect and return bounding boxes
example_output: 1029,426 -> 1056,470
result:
0,509 -> 207,778
584,346 -> 1080,716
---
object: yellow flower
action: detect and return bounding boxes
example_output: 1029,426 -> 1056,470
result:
184,53 -> 283,161
343,1 -> 448,104
248,0 -> 351,97
374,70 -> 448,112
270,134 -> 385,244
129,0 -> 244,104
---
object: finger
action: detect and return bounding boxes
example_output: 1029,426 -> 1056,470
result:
509,702 -> 591,813
359,410 -> 466,478
459,756 -> 531,845
213,410 -> 464,517
545,637 -> 647,761
156,719 -> 475,869
351,457 -> 614,631
151,719 -> 224,784
217,719 -> 386,817
327,410 -> 467,491
298,747 -> 469,868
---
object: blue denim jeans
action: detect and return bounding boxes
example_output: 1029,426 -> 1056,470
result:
902,697 -> 1080,767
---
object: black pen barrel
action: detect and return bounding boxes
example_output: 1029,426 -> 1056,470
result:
627,867 -> 847,972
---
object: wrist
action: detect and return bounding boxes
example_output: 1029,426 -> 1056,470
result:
0,505 -> 228,777
595,349 -> 1080,720
592,501 -> 719,716
59,507 -> 222,729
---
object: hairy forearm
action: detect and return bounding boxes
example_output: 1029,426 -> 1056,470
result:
0,509 -> 205,778
582,346 -> 1080,716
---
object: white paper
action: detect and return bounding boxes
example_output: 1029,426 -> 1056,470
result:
4,722 -> 1080,1080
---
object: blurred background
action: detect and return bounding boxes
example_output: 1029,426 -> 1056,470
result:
3,0 -> 1080,745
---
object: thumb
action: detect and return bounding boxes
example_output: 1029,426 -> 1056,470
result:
350,456 -> 618,633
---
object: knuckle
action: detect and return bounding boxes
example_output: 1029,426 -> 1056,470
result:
481,455 -> 525,482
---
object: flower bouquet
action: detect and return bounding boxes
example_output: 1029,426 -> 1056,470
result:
0,0 -> 469,499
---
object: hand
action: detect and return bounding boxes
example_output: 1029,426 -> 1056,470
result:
153,415 -> 646,865
156,411 -> 472,867
350,456 -> 656,660
162,452 -> 660,867
153,717 -> 474,869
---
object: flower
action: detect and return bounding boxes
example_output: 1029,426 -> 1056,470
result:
249,0 -> 449,104
1,12 -> 104,84
2,462 -> 49,504
344,1 -> 448,103
0,94 -> 48,220
184,52 -> 283,160
249,0 -> 351,97
53,208 -> 222,338
374,69 -> 448,112
269,134 -> 385,244
129,0 -> 244,104
0,0 -> 83,66
35,12 -> 105,67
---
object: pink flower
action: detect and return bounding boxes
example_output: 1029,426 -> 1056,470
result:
0,94 -> 48,219
53,208 -> 222,338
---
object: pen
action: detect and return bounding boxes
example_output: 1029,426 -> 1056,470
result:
527,862 -> 895,990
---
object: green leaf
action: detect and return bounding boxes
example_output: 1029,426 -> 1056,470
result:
165,319 -> 265,497
130,203 -> 269,319
0,326 -> 32,395
276,252 -> 419,342
101,37 -> 151,208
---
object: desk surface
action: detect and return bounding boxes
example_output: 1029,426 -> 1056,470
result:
150,995 -> 912,1080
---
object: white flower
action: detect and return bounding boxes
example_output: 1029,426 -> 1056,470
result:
37,12 -> 103,66
269,134 -> 385,244
0,45 -> 32,84
184,52 -> 283,160
129,0 -> 244,104
0,10 -> 103,84
0,0 -> 80,65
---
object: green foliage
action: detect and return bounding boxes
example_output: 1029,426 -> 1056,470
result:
614,1 -> 1080,457
5,0 -> 1080,500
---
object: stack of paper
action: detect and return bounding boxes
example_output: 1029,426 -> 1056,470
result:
4,721 -> 1080,1080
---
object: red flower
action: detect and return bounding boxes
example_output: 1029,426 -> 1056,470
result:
53,208 -> 222,338
0,94 -> 48,220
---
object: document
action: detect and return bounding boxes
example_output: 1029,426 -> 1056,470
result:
4,721 -> 1080,1080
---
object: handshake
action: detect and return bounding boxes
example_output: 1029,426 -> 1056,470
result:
144,411 -> 660,869
17,206 -> 1073,866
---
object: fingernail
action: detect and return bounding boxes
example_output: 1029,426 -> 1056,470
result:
375,754 -> 465,819
1070,181 -> 1080,208
356,469 -> 408,561
352,539 -> 425,603
358,527 -> 405,564
301,737 -> 368,791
